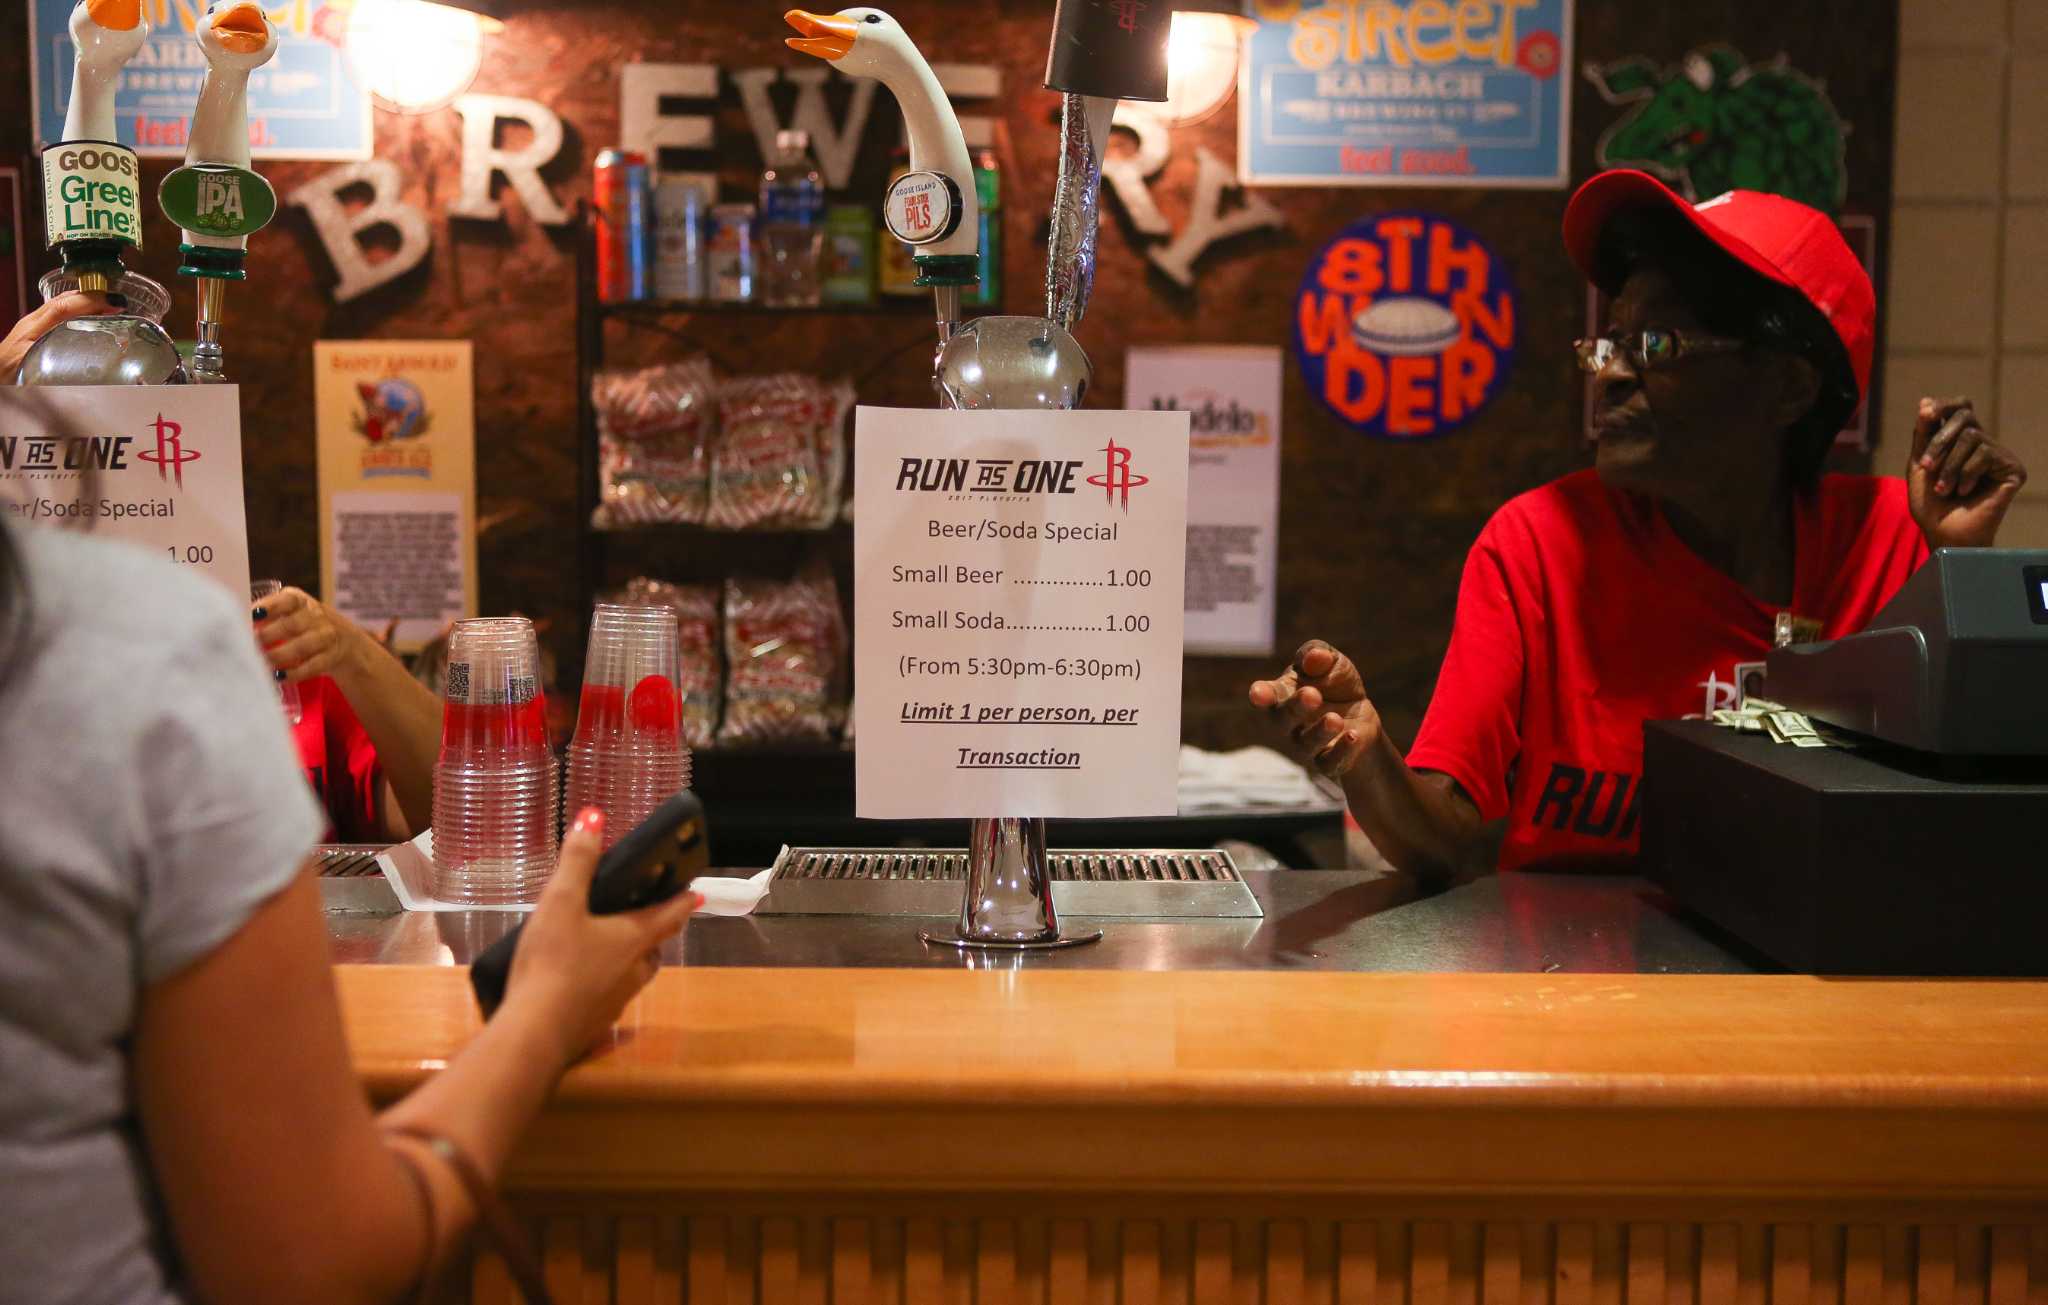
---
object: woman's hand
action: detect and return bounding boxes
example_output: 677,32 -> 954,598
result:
1,291 -> 116,379
252,585 -> 371,685
502,809 -> 702,1069
1908,395 -> 2027,550
1248,640 -> 1383,778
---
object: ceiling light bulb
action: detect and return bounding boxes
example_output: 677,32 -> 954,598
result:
1160,10 -> 1251,127
345,0 -> 489,114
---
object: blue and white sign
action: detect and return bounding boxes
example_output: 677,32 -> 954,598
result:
1238,0 -> 1572,188
30,0 -> 372,160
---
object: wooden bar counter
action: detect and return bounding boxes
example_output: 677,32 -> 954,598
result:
329,872 -> 2048,1302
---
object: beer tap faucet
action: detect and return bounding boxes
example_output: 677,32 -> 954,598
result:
155,1 -> 281,384
20,0 -> 185,385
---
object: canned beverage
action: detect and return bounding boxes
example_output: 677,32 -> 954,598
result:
709,202 -> 756,303
652,180 -> 706,302
821,204 -> 875,305
966,148 -> 1001,308
593,149 -> 649,303
878,150 -> 922,298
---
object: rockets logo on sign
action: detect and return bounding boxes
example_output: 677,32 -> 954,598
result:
1293,211 -> 1518,442
135,413 -> 199,488
1085,440 -> 1148,509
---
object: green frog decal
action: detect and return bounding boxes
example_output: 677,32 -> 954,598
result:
1585,46 -> 1848,214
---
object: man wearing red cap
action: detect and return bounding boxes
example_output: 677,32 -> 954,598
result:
1252,170 -> 2029,879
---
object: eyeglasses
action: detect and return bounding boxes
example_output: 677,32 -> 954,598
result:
1573,328 -> 1747,374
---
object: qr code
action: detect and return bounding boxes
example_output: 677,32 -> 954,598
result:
447,661 -> 471,702
509,674 -> 536,705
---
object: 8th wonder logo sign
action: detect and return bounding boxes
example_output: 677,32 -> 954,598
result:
1293,211 -> 1519,442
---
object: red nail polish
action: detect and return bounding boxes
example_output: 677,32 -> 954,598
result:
573,807 -> 604,835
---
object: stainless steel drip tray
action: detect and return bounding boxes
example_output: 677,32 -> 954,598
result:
759,847 -> 1263,919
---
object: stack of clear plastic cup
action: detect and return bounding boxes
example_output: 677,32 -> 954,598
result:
430,617 -> 560,903
564,603 -> 692,849
250,579 -> 302,726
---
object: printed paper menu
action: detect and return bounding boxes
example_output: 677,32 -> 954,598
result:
0,384 -> 251,598
854,406 -> 1191,819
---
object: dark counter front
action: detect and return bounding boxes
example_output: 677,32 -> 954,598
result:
324,867 -> 1763,974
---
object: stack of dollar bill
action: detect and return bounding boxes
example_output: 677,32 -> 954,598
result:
1710,697 -> 1830,747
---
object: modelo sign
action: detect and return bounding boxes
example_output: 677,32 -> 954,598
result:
1293,211 -> 1517,441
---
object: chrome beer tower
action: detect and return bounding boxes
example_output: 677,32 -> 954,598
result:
788,2 -> 1172,949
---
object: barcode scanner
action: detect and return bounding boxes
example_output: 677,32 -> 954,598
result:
469,791 -> 709,1018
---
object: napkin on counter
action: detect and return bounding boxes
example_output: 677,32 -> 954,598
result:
1176,745 -> 1342,815
376,830 -> 772,916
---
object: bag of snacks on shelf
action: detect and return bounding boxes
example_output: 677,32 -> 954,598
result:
717,565 -> 845,747
591,358 -> 718,528
705,373 -> 854,530
606,577 -> 723,749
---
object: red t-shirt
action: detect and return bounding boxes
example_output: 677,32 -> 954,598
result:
290,676 -> 385,843
1405,470 -> 1928,871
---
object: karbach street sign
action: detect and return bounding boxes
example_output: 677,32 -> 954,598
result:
1238,0 -> 1573,188
29,0 -> 372,160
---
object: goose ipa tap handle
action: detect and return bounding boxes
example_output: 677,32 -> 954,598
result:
156,1 -> 281,382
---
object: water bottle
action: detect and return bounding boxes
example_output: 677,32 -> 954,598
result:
965,148 -> 1001,308
758,129 -> 824,308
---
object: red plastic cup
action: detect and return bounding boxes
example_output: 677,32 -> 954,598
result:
430,617 -> 559,903
564,603 -> 691,848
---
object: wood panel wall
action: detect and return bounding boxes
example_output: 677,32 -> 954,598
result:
0,1 -> 1899,750
455,1206 -> 2048,1305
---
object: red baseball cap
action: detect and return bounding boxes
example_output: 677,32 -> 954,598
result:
1562,169 -> 1873,402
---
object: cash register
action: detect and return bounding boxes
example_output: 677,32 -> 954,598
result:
1641,550 -> 2048,975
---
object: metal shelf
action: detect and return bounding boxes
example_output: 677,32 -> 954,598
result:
598,298 -> 938,317
591,521 -> 850,537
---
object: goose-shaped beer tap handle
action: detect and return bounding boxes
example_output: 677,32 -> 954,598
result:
62,0 -> 148,142
157,1 -> 282,381
785,8 -> 980,330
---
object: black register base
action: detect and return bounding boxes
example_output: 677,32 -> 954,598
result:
1641,719 -> 2048,975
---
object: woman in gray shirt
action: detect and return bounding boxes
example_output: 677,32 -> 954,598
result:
0,520 -> 699,1304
